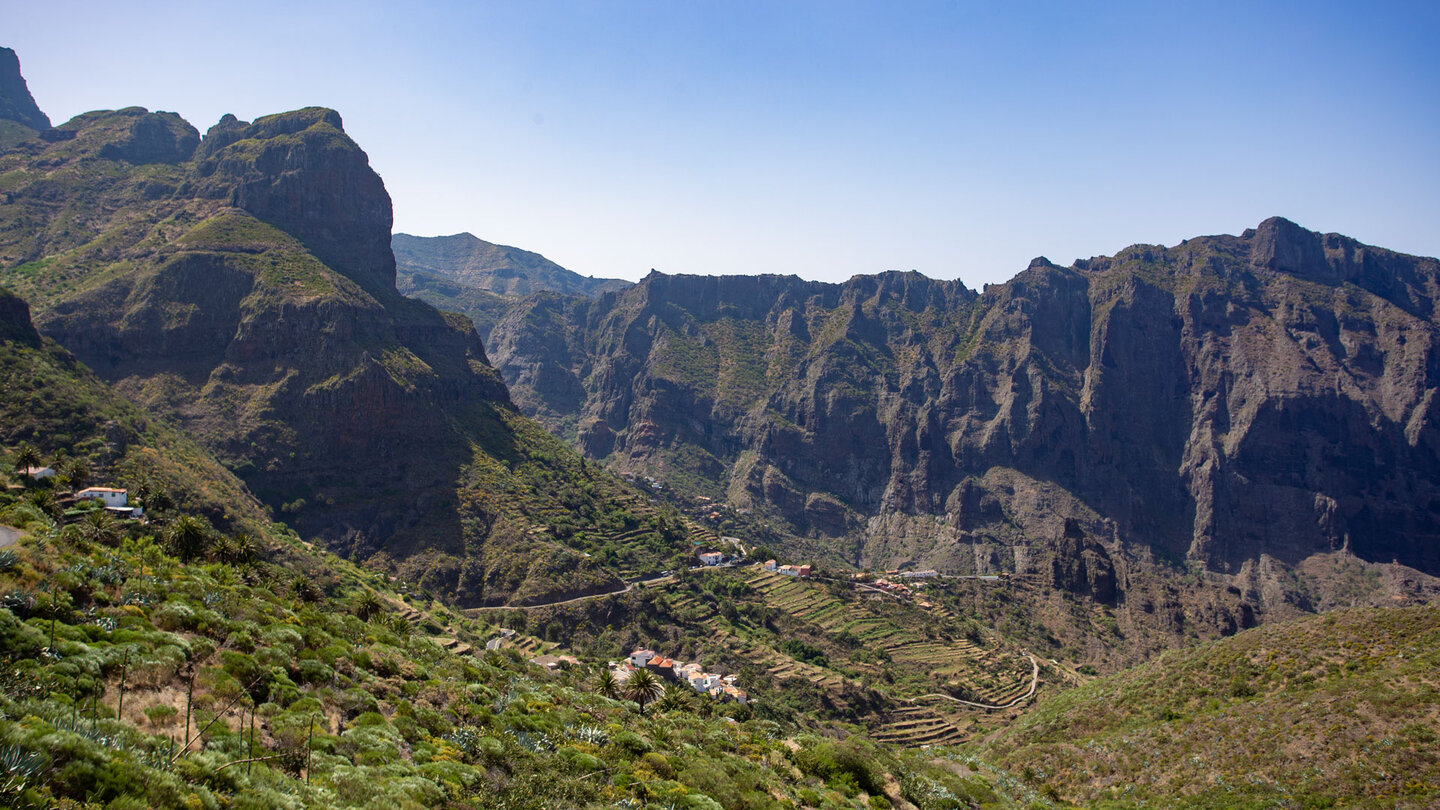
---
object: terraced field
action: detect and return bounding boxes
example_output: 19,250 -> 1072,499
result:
870,705 -> 972,747
661,567 -> 1039,748
751,572 -> 1029,688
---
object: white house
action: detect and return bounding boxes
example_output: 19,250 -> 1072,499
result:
628,649 -> 656,668
699,551 -> 724,566
763,559 -> 778,572
76,487 -> 127,508
22,466 -> 55,480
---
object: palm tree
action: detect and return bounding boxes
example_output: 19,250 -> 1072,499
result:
292,574 -> 321,603
78,509 -> 122,547
11,443 -> 41,476
623,668 -> 664,715
354,590 -> 385,622
164,514 -> 212,562
230,533 -> 259,565
23,489 -> 59,521
595,669 -> 622,700
133,476 -> 174,514
59,456 -> 89,490
658,681 -> 693,713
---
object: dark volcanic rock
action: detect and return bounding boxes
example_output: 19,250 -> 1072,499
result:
0,98 -> 637,606
485,220 -> 1440,596
195,108 -> 395,295
0,285 -> 40,345
0,47 -> 49,131
1049,519 -> 1117,604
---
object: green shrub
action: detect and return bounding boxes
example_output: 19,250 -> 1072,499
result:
0,608 -> 43,657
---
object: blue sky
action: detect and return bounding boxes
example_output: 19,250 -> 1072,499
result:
4,1 -> 1438,287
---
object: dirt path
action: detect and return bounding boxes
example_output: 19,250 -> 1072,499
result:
0,525 -> 21,549
901,653 -> 1041,711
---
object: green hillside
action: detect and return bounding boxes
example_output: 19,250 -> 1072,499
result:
977,603 -> 1440,808
0,285 -> 272,538
0,504 -> 1036,810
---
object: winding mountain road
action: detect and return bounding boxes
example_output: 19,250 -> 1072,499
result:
465,572 -> 676,613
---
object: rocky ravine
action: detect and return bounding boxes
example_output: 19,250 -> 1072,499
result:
482,218 -> 1440,620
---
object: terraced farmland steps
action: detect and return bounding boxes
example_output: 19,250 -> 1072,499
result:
870,705 -> 970,748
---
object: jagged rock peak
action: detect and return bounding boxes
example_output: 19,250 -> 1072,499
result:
198,113 -> 251,158
0,47 -> 50,131
195,106 -> 395,294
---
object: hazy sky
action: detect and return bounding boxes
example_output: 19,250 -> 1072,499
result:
5,1 -> 1438,287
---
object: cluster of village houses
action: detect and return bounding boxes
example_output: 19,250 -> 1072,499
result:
763,559 -> 811,577
853,569 -> 939,608
611,649 -> 749,703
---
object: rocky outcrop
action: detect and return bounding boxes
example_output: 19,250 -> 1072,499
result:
194,108 -> 395,295
95,107 -> 199,164
0,47 -> 48,131
1049,519 -> 1117,604
0,73 -> 633,605
0,285 -> 39,345
485,219 -> 1440,607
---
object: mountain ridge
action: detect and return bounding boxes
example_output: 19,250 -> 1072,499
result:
394,231 -> 630,297
470,216 -> 1440,639
0,70 -> 682,606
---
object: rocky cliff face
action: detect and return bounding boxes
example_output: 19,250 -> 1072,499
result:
485,219 -> 1440,616
0,83 -> 639,605
0,47 -> 49,131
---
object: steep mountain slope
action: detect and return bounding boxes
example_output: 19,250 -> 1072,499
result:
0,284 -> 272,535
0,47 -> 48,132
977,602 -> 1440,808
0,59 -> 676,606
483,220 -> 1440,625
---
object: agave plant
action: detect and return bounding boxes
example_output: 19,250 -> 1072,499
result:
0,744 -> 46,796
570,724 -> 609,746
444,726 -> 483,758
512,730 -> 553,753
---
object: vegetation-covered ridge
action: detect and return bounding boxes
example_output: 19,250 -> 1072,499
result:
978,602 -> 1440,808
0,68 -> 699,605
0,507 -> 1031,810
0,284 -> 272,539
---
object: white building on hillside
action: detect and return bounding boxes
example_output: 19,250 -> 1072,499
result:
76,487 -> 127,508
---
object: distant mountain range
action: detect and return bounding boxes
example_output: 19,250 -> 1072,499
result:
3,43 -> 1437,641
393,232 -> 629,344
417,217 -> 1440,641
